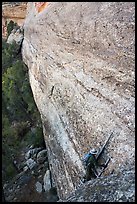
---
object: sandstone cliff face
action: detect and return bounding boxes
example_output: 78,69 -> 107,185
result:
22,2 -> 135,200
2,3 -> 27,38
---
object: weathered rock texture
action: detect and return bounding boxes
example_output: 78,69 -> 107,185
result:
2,2 -> 27,38
59,165 -> 135,202
22,2 -> 135,201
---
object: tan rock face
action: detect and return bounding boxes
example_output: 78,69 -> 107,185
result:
22,2 -> 135,200
35,2 -> 48,13
2,3 -> 27,38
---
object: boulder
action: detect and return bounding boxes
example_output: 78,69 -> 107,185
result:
36,149 -> 48,164
7,27 -> 24,46
35,181 -> 42,193
25,147 -> 42,160
43,170 -> 51,192
26,158 -> 36,170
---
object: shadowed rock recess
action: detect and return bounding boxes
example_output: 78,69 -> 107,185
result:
22,2 -> 135,201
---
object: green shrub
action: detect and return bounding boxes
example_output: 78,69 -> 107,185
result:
24,127 -> 44,148
33,127 -> 45,147
2,27 -> 44,183
6,163 -> 16,179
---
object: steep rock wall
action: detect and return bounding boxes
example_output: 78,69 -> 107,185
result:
22,2 -> 135,200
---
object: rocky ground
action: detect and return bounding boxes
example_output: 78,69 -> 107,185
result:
3,145 -> 59,202
58,164 -> 135,202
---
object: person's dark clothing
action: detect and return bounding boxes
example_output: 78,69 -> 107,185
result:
85,154 -> 98,181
